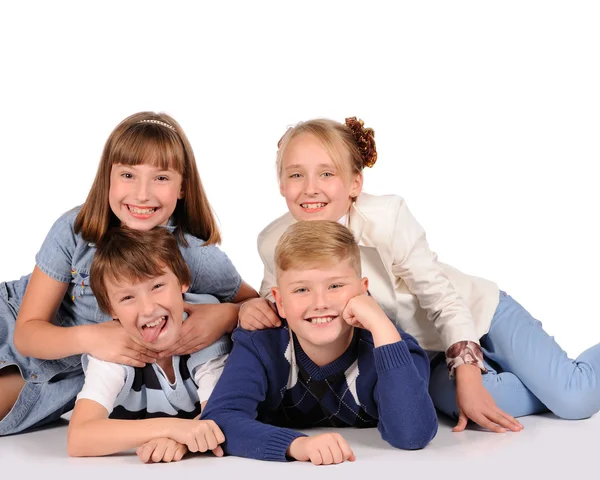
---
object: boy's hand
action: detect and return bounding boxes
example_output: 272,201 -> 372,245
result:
136,437 -> 187,463
169,419 -> 225,456
342,295 -> 401,347
162,303 -> 235,356
88,321 -> 159,367
287,433 -> 356,465
454,364 -> 523,433
238,298 -> 280,331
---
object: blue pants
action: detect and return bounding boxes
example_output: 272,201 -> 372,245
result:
429,291 -> 600,420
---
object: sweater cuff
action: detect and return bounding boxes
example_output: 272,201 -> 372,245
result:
374,340 -> 413,372
264,429 -> 307,462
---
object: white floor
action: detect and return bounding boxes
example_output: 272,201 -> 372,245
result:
0,413 -> 595,479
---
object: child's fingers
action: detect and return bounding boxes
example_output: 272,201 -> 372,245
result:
309,450 -> 324,465
494,412 -> 522,432
212,424 -> 226,445
473,413 -> 506,433
247,308 -> 278,329
497,409 -> 523,431
329,444 -> 343,464
194,433 -> 209,453
204,431 -> 220,451
185,436 -> 200,453
260,302 -> 281,326
151,440 -> 169,463
120,355 -> 146,368
122,348 -> 157,366
488,410 -> 519,432
136,443 -> 154,463
336,435 -> 355,462
240,313 -> 268,331
452,411 -> 468,432
173,444 -> 187,462
160,440 -> 179,463
319,445 -> 334,465
129,340 -> 160,358
211,445 -> 224,457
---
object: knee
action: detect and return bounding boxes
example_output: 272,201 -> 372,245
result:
549,392 -> 598,420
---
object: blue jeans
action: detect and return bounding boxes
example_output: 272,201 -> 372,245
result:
429,291 -> 600,420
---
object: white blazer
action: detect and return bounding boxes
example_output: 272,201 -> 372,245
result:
258,193 -> 499,352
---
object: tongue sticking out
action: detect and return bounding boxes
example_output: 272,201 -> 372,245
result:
142,317 -> 167,343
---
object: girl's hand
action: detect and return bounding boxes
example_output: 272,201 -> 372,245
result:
136,437 -> 187,463
168,419 -> 225,456
287,433 -> 356,465
161,303 -> 236,356
454,364 -> 523,433
88,321 -> 159,367
238,298 -> 281,331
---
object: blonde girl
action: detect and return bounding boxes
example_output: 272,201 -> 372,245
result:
239,116 -> 600,433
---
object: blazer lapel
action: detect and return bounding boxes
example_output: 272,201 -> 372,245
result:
347,202 -> 367,245
347,201 -> 397,321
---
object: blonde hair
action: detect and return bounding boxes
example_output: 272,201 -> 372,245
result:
75,111 -> 221,246
90,227 -> 191,314
275,117 -> 377,181
275,221 -> 361,278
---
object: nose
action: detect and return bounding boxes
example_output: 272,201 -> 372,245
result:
303,175 -> 320,196
139,295 -> 156,318
134,179 -> 151,202
312,289 -> 329,311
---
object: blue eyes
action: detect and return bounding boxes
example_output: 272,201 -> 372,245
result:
288,172 -> 334,179
292,284 -> 344,294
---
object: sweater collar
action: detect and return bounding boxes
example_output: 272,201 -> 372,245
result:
292,328 -> 359,381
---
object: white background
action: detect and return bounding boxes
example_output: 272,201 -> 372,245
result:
0,1 -> 598,357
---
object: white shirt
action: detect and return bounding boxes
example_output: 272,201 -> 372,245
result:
76,354 -> 228,414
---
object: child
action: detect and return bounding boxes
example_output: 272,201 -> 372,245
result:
68,227 -> 227,462
202,220 -> 438,464
0,112 -> 257,436
239,116 -> 600,433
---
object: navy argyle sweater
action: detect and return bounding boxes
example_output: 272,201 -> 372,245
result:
201,323 -> 438,461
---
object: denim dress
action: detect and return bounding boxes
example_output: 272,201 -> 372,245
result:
0,207 -> 242,436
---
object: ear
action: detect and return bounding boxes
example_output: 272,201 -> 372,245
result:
360,276 -> 369,294
181,283 -> 189,294
349,172 -> 364,198
178,186 -> 185,199
272,287 -> 286,319
279,181 -> 286,197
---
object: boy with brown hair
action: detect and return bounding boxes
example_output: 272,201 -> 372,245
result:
67,227 -> 229,462
201,220 -> 437,464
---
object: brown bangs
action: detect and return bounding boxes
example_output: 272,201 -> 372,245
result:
110,123 -> 186,174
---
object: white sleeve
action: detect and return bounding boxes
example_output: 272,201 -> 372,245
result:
193,354 -> 228,404
76,356 -> 127,414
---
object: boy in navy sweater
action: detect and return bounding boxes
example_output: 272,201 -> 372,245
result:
201,220 -> 438,464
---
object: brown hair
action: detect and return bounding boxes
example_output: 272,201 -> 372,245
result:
275,117 -> 377,181
275,220 -> 361,278
90,227 -> 191,314
74,112 -> 221,246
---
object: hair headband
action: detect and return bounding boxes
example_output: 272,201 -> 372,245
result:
138,119 -> 176,131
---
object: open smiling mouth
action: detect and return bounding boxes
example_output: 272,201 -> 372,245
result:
300,203 -> 327,210
127,205 -> 158,215
305,316 -> 336,325
141,315 -> 168,342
